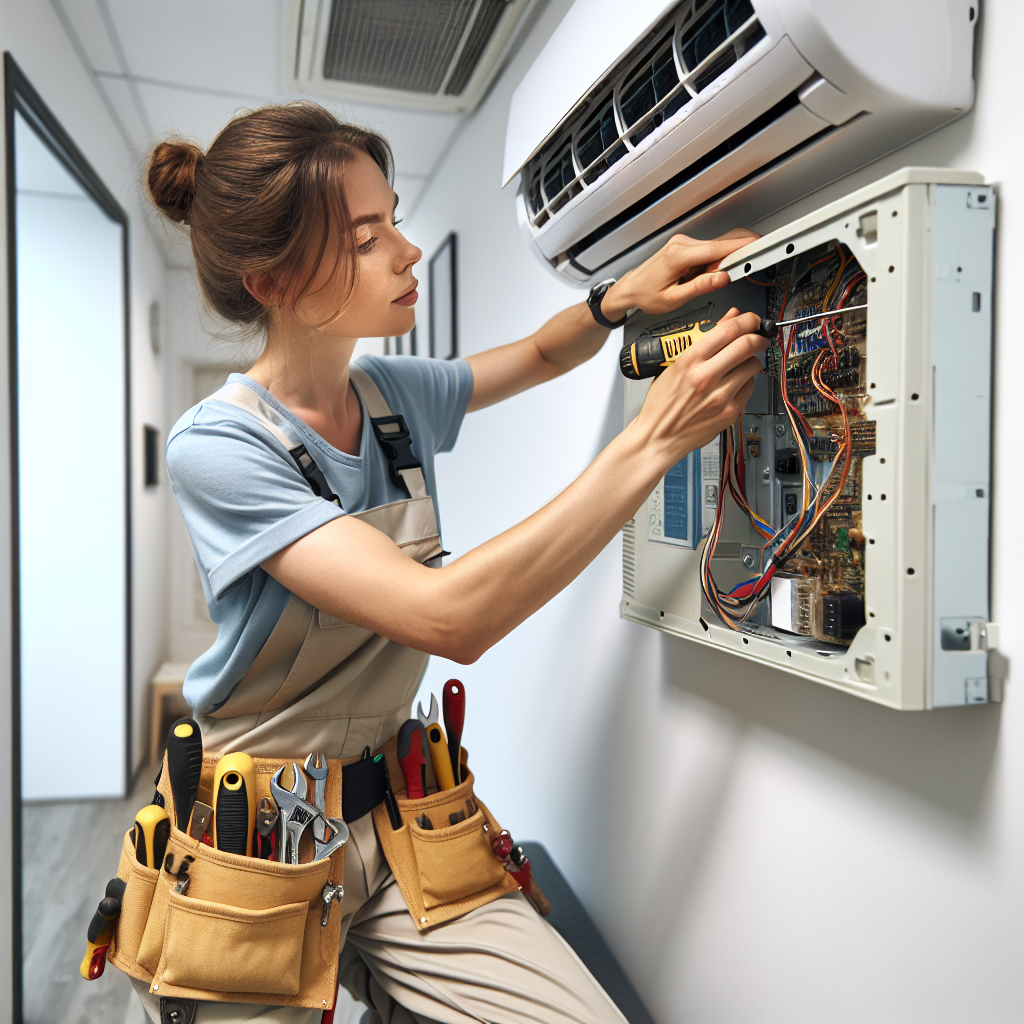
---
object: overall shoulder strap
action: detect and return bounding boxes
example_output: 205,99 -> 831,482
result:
350,364 -> 428,501
211,381 -> 341,507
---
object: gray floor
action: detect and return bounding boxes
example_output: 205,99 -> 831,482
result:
22,769 -> 153,1024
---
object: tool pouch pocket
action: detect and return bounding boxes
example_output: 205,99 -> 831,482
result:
108,828 -> 159,969
108,753 -> 345,1010
372,745 -> 518,931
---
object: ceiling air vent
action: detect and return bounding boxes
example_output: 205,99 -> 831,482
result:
288,0 -> 538,114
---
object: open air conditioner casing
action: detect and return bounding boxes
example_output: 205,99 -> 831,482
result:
503,0 -> 977,286
621,168 -> 996,710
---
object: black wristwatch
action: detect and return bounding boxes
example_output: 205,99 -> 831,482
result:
587,278 -> 628,330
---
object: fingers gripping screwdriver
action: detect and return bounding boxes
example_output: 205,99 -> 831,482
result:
213,752 -> 257,856
618,304 -> 868,380
442,679 -> 465,785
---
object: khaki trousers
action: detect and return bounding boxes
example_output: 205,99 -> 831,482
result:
132,816 -> 627,1024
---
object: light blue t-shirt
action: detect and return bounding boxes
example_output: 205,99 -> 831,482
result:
167,355 -> 474,717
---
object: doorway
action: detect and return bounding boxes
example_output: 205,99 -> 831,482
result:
6,54 -> 131,1021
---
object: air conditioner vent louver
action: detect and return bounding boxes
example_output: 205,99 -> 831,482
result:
290,0 -> 536,114
446,0 -> 510,95
324,0 -> 478,94
522,0 -> 764,229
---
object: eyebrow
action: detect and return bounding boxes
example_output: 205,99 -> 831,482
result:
352,193 -> 400,229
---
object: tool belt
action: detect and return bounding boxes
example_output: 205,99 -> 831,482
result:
107,744 -> 520,1007
108,751 -> 348,1010
373,739 -> 519,932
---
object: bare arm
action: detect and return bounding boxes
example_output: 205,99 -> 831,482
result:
264,310 -> 766,663
466,228 -> 759,411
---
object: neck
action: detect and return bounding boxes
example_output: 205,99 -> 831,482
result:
247,317 -> 363,455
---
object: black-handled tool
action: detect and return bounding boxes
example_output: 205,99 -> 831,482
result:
79,877 -> 126,980
134,804 -> 170,868
378,754 -> 403,830
255,797 -> 278,859
165,717 -> 203,829
619,304 -> 868,379
213,752 -> 256,856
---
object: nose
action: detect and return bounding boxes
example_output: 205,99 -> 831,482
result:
397,233 -> 421,273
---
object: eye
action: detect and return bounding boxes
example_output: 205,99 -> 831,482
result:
358,235 -> 377,254
393,217 -> 403,228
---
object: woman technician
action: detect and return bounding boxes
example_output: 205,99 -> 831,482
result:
144,103 -> 763,1024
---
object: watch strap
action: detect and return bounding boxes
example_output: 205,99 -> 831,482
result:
587,279 -> 627,330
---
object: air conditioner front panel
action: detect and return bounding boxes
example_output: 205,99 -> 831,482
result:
530,34 -> 815,259
508,0 -> 977,284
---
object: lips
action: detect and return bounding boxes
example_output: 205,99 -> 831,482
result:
393,286 -> 418,306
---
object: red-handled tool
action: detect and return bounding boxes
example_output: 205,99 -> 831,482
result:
489,829 -> 551,916
397,719 -> 428,798
442,679 -> 465,784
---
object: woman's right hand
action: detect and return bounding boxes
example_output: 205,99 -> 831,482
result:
632,308 -> 766,469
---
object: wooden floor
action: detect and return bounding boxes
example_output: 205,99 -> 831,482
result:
20,768 -> 367,1024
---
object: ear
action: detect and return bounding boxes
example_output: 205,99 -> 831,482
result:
242,272 -> 282,307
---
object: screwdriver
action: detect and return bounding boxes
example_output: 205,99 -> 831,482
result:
134,804 -> 170,869
79,877 -> 126,980
618,304 -> 868,380
165,717 -> 203,830
212,752 -> 256,856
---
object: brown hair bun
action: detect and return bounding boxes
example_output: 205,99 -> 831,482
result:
147,139 -> 203,223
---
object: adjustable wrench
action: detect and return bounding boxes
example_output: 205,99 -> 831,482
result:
303,751 -> 330,842
269,764 -> 321,865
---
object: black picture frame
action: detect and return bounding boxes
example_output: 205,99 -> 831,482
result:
5,52 -> 131,1022
143,425 -> 159,486
428,233 -> 457,359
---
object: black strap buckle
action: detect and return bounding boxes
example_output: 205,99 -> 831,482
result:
289,443 -> 341,507
371,415 -> 421,495
160,997 -> 199,1024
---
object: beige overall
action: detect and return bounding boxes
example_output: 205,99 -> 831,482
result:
134,367 -> 627,1024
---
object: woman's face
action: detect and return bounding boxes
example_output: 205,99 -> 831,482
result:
289,149 -> 422,340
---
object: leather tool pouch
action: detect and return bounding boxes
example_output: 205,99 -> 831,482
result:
372,741 -> 520,931
107,753 -> 346,1011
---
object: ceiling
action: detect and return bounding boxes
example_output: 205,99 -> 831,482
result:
52,0 -> 467,262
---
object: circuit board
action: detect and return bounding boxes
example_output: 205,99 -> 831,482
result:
703,240 -> 872,645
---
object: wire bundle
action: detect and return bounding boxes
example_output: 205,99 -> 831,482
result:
700,246 -> 867,630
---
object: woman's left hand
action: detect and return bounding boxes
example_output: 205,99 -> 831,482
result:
466,226 -> 759,411
599,227 -> 760,322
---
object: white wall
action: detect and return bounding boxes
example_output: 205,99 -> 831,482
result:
405,2 -> 1024,1021
0,3 -> 170,775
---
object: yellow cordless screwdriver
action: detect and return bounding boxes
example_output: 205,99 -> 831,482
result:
212,752 -> 257,856
618,304 -> 868,380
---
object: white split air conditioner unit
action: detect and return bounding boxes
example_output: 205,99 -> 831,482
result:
288,0 -> 539,114
503,0 -> 978,285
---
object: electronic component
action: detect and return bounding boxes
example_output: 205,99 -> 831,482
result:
822,594 -> 866,640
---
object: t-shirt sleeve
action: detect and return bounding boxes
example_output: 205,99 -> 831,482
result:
166,405 -> 344,600
358,355 -> 473,455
